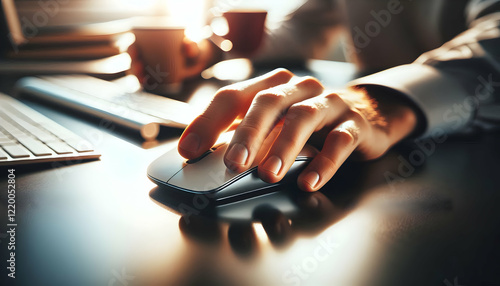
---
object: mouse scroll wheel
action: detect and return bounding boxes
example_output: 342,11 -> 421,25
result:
186,149 -> 214,164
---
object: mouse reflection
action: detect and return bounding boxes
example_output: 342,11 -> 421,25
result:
187,191 -> 349,258
151,185 -> 354,258
149,158 -> 374,258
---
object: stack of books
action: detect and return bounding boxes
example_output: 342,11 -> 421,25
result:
0,0 -> 134,75
7,19 -> 135,60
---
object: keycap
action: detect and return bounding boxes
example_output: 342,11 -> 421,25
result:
17,136 -> 53,156
6,112 -> 59,142
46,141 -> 74,154
0,148 -> 8,160
42,123 -> 79,141
0,132 -> 15,145
2,144 -> 31,158
0,118 -> 25,136
65,139 -> 94,153
31,129 -> 58,142
0,93 -> 101,166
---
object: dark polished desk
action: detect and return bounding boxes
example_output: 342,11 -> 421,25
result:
1,61 -> 499,286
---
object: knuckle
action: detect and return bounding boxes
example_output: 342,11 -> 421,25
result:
212,87 -> 250,110
254,89 -> 287,106
202,88 -> 242,116
264,68 -> 294,83
235,118 -> 273,148
324,91 -> 342,102
271,68 -> 294,79
331,128 -> 356,145
344,108 -> 361,120
289,102 -> 321,119
236,122 -> 262,139
296,76 -> 324,91
213,87 -> 240,102
346,109 -> 368,128
253,88 -> 287,110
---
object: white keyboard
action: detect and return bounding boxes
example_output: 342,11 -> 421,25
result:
0,93 -> 100,166
14,75 -> 198,141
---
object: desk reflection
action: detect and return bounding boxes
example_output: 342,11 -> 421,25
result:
149,160 -> 369,258
144,141 -> 500,286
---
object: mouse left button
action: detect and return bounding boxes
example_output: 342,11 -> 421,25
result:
147,148 -> 187,184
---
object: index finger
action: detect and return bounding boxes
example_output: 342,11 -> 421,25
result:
178,68 -> 294,159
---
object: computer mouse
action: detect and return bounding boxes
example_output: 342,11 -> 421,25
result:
147,142 -> 316,202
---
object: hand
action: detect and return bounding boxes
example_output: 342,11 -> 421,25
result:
178,69 -> 417,192
182,38 -> 220,79
128,37 -> 218,85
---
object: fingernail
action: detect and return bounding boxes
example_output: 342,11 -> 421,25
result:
179,133 -> 200,154
262,155 -> 282,175
303,171 -> 320,189
226,143 -> 249,166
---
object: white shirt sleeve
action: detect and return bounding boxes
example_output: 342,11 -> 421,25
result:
349,10 -> 500,137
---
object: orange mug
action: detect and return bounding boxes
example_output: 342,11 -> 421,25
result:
216,9 -> 268,57
131,17 -> 200,94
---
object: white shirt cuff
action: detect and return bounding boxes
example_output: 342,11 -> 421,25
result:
349,64 -> 474,137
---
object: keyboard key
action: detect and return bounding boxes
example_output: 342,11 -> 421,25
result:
46,141 -> 74,154
9,115 -> 54,140
0,93 -> 101,166
0,138 -> 17,145
3,101 -> 53,125
5,115 -> 59,142
43,122 -> 79,141
2,144 -> 31,158
31,129 -> 59,142
0,149 -> 8,160
2,108 -> 36,128
17,136 -> 53,156
65,139 -> 94,153
0,132 -> 15,145
0,118 -> 25,136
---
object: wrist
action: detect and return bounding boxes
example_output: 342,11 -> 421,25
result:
364,87 -> 418,143
342,87 -> 418,145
